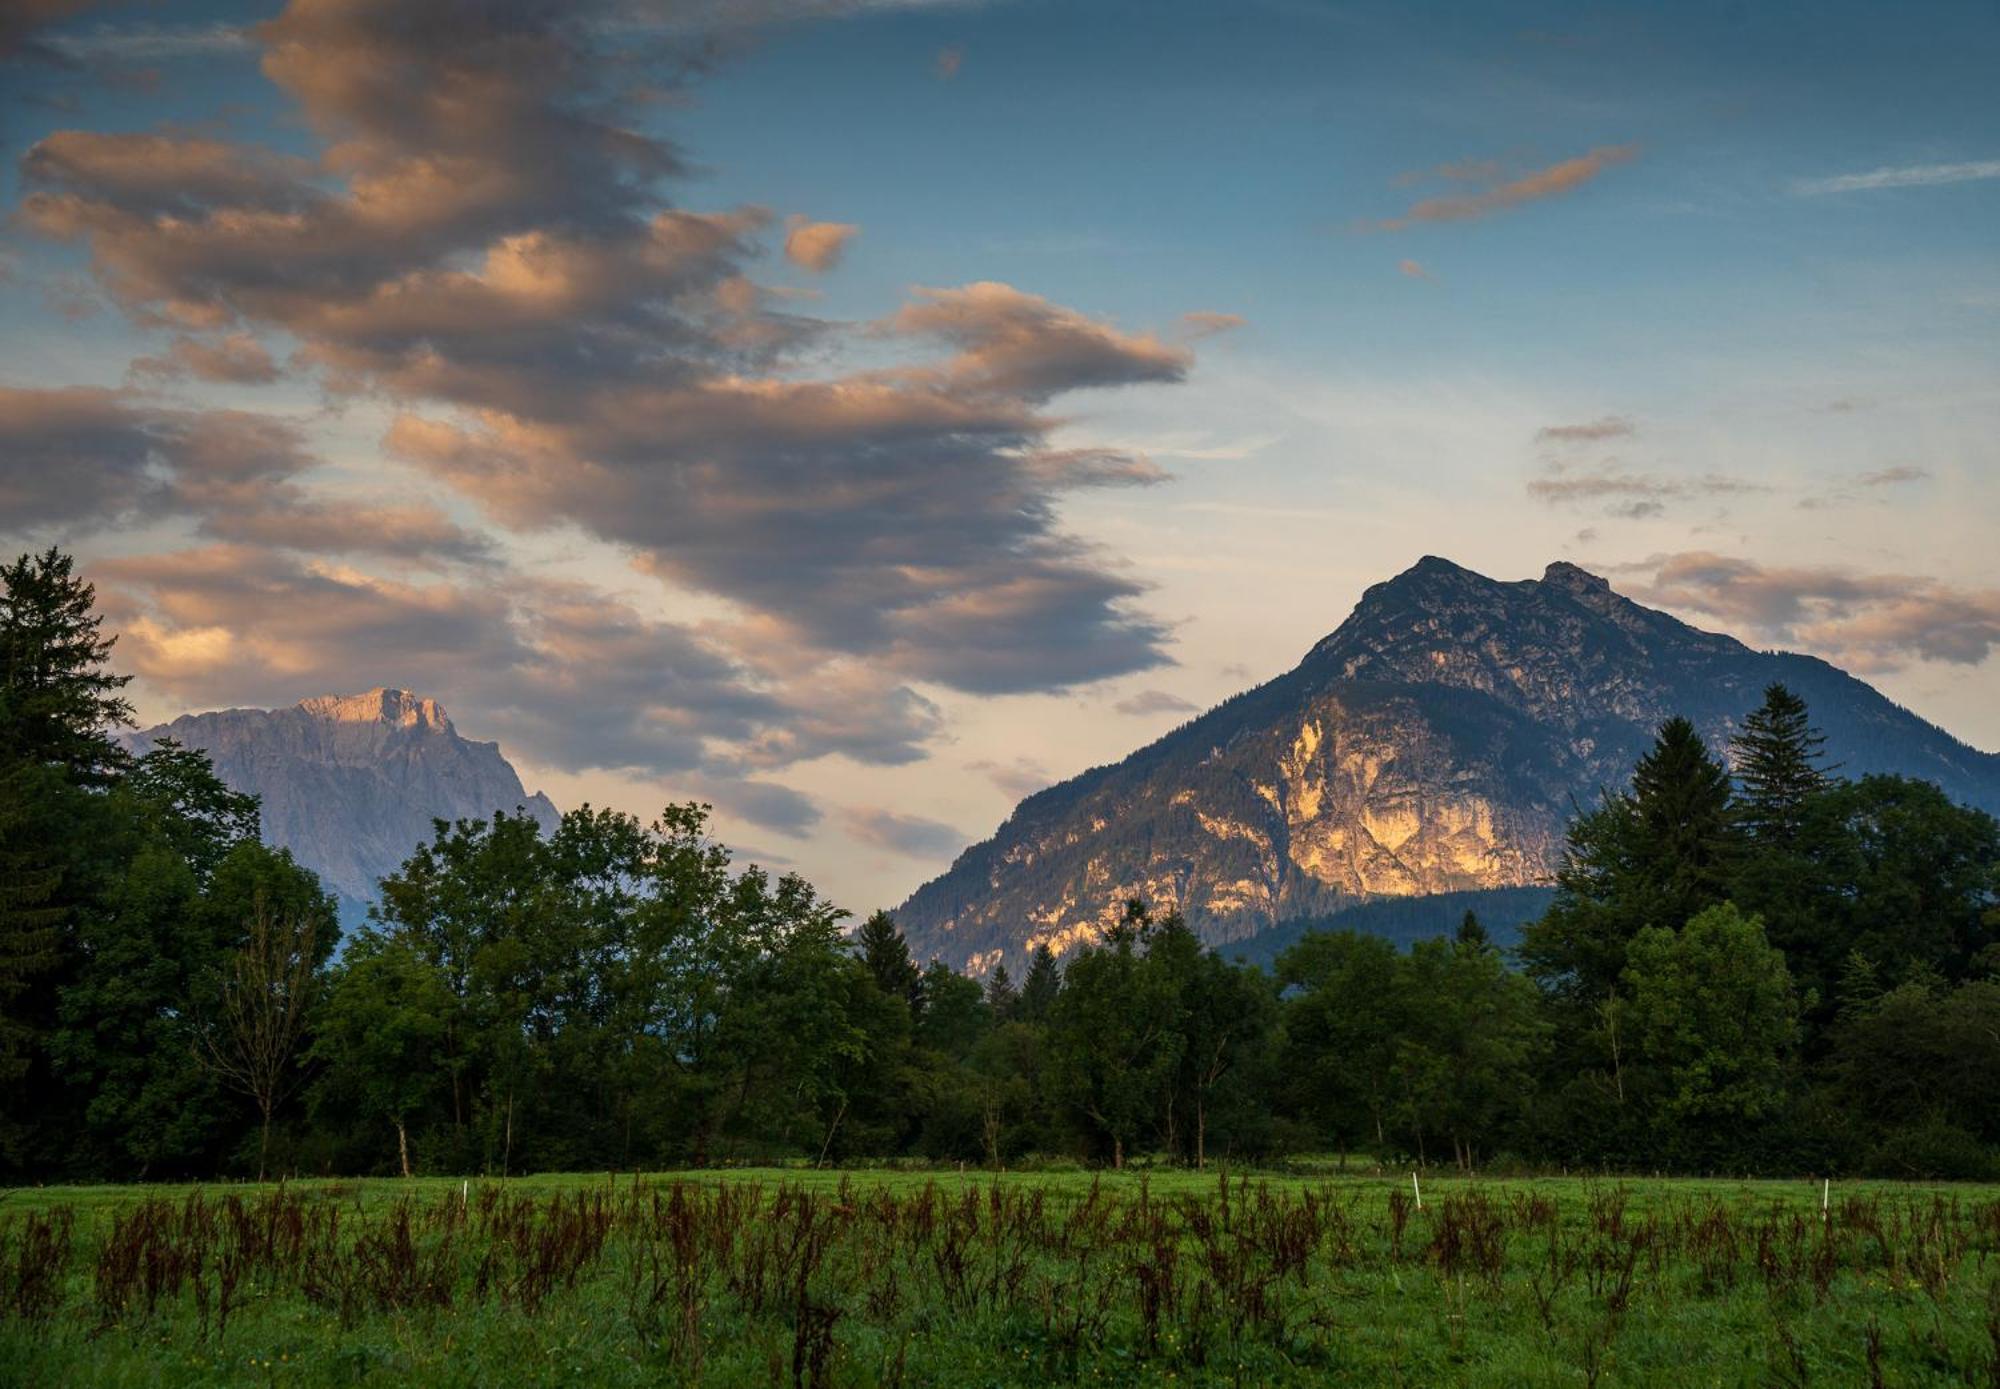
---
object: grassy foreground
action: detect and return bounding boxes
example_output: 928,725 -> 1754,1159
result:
4,1167 -> 2000,1386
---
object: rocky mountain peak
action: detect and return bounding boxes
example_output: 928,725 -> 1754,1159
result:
1539,560 -> 1610,594
897,557 -> 2000,973
127,690 -> 557,920
297,687 -> 452,732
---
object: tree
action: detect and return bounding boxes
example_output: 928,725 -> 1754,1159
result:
1522,716 -> 1742,1008
853,910 -> 920,1010
1391,937 -> 1547,1170
198,896 -> 327,1181
0,548 -> 133,786
1278,930 -> 1405,1163
1621,903 -> 1797,1158
984,964 -> 1018,1022
1455,909 -> 1488,949
1731,684 -> 1831,845
121,738 -> 260,884
0,767 -> 61,1100
1830,976 -> 2000,1176
1018,944 -> 1061,1023
310,934 -> 451,1176
1045,922 -> 1177,1168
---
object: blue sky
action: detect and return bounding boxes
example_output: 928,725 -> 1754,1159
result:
3,0 -> 1996,912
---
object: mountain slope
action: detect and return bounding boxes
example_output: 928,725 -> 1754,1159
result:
898,557 -> 2000,971
127,688 -> 559,917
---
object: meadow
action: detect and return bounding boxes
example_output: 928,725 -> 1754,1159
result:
4,1167 -> 2000,1387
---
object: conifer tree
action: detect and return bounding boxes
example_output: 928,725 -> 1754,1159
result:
1018,944 -> 1061,1023
853,910 -> 921,1011
0,548 -> 133,785
1731,683 -> 1831,844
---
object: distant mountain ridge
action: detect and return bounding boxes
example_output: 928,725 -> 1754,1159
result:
898,557 -> 2000,972
126,688 -> 559,918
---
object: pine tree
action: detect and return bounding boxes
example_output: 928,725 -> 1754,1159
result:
1731,683 -> 1831,844
1629,715 -> 1740,926
984,964 -> 1018,1022
853,910 -> 920,1011
1018,944 -> 1061,1023
0,548 -> 133,786
1456,909 -> 1489,950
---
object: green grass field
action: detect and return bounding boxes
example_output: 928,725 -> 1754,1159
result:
4,1166 -> 1999,1386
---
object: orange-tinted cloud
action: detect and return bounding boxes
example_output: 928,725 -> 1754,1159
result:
19,0 -> 1207,702
783,216 -> 858,272
1179,310 -> 1245,339
1623,551 -> 2000,672
1365,145 -> 1639,231
935,46 -> 963,79
130,332 -> 280,384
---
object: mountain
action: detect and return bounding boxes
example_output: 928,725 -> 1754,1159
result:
898,557 -> 2000,972
126,688 -> 559,921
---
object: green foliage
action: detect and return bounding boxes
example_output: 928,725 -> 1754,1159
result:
0,547 -> 133,786
1520,716 -> 1742,1009
1730,682 -> 1831,843
1621,903 -> 1798,1152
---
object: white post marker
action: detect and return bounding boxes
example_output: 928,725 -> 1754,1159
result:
1412,1171 -> 1422,1210
1822,1177 -> 1829,1223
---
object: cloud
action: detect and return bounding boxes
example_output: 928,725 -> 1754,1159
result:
1364,145 -> 1638,231
43,21 -> 253,62
0,385 -> 486,560
1858,465 -> 1929,487
1621,551 -> 2000,672
884,281 -> 1191,400
706,780 -> 821,837
1113,688 -> 1198,717
1536,415 -> 1634,444
966,756 -> 1049,800
1397,258 -> 1434,281
1395,157 -> 1507,187
1179,310 -> 1244,339
20,1 -> 1209,698
89,544 -> 942,781
1528,461 -> 1756,517
783,216 -> 857,272
130,333 -> 280,384
840,805 -> 967,859
1794,160 -> 2000,195
934,45 -> 962,79
0,0 -> 92,61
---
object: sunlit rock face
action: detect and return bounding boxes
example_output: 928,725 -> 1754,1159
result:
899,557 -> 2000,972
126,688 -> 559,917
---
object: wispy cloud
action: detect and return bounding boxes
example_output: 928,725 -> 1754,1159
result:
1179,310 -> 1245,340
1623,551 -> 2000,672
841,805 -> 967,859
935,45 -> 963,79
43,22 -> 253,62
1113,689 -> 1197,717
1794,160 -> 2000,195
1363,145 -> 1639,232
1858,465 -> 1930,487
1536,415 -> 1635,444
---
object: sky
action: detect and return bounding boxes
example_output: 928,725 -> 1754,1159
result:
3,0 -> 1997,916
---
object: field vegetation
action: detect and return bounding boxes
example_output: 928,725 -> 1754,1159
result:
8,1169 -> 2000,1386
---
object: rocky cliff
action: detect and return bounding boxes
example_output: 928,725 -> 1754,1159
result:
127,688 -> 560,917
898,557 -> 2000,971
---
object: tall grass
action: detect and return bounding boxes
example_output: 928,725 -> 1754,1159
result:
5,1172 -> 2000,1385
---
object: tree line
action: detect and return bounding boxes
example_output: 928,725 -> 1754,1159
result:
2,548 -> 1997,1182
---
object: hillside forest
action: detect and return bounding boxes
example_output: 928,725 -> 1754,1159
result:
3,547 -> 1998,1184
